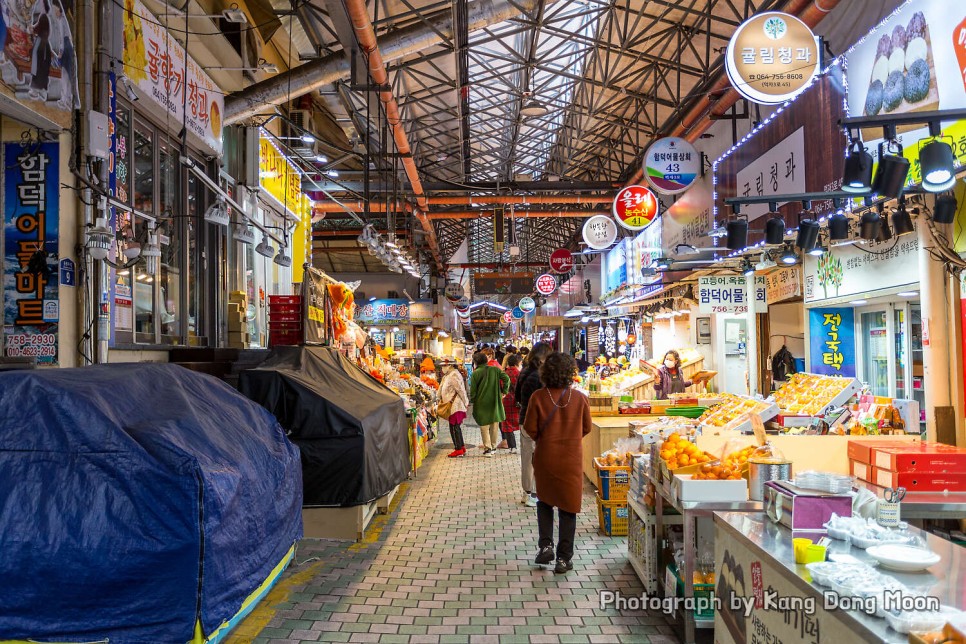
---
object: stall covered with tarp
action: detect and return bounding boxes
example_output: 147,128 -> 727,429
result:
238,346 -> 410,506
0,363 -> 303,644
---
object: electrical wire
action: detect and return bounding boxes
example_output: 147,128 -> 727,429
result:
110,0 -> 312,38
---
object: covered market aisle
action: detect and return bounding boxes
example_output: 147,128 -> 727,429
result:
226,424 -> 677,644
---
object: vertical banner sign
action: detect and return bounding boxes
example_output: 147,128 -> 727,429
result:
301,268 -> 327,344
808,308 -> 856,377
3,142 -> 59,363
107,70 -> 118,345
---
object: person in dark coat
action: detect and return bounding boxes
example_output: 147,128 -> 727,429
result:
651,349 -> 692,400
515,342 -> 553,507
523,352 -> 592,574
29,0 -> 52,98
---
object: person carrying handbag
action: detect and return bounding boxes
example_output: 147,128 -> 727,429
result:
523,352 -> 592,574
438,359 -> 469,458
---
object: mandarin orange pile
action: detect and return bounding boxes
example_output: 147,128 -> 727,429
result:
659,433 -> 713,470
723,445 -> 756,469
693,462 -> 744,480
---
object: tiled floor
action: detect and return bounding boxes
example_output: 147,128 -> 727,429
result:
227,421 -> 679,643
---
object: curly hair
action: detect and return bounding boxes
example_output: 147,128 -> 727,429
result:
540,352 -> 577,389
525,342 -> 553,369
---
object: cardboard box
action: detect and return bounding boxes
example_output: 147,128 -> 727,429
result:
847,439 -> 919,466
849,460 -> 873,484
672,474 -> 748,503
871,467 -> 966,492
871,443 -> 966,472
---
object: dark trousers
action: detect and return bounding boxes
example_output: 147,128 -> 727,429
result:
449,421 -> 464,450
501,427 -> 517,448
536,500 -> 576,560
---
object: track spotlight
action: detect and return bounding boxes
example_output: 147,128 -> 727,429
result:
808,239 -> 826,256
842,139 -> 873,193
765,215 -> 785,245
795,218 -> 820,251
828,211 -> 850,240
891,201 -> 915,236
255,235 -> 274,258
779,244 -> 798,265
920,138 -> 956,192
872,141 -> 910,198
876,211 -> 893,243
860,209 -> 881,241
274,247 -> 293,267
933,191 -> 958,224
726,218 -> 748,250
654,257 -> 671,270
740,258 -> 755,276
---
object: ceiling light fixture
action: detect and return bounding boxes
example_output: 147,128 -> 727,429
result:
933,191 -> 958,224
872,138 -> 910,198
255,234 -> 275,258
779,244 -> 798,265
520,97 -> 549,118
860,208 -> 881,241
828,208 -> 850,241
764,213 -> 785,245
726,218 -> 748,250
842,139 -> 874,193
891,200 -> 915,236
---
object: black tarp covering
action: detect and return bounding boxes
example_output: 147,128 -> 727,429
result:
238,346 -> 410,506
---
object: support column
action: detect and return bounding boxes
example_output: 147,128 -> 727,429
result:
746,277 -> 758,397
918,223 -> 952,443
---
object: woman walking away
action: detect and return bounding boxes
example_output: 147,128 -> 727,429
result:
439,359 -> 469,457
469,351 -> 510,456
524,352 -> 592,574
516,342 -> 553,507
501,354 -> 523,454
651,349 -> 693,400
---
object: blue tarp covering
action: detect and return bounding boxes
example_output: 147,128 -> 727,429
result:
0,363 -> 303,643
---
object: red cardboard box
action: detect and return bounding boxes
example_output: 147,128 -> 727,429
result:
871,443 -> 966,472
849,460 -> 874,484
871,467 -> 966,492
847,439 -> 919,466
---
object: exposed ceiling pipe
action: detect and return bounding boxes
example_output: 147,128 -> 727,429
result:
312,194 -> 614,212
428,210 -> 609,220
622,0 -> 841,186
223,0 -> 542,125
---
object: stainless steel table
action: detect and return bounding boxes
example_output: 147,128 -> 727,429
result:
714,511 -> 966,644
854,479 -> 966,520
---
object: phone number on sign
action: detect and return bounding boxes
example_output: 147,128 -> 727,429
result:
711,305 -> 750,314
5,335 -> 57,357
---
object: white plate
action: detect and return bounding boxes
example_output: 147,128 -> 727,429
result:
866,544 -> 941,572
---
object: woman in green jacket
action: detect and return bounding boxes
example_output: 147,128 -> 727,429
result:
469,351 -> 511,456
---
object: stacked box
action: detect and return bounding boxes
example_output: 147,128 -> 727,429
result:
228,292 -> 249,348
854,443 -> 966,492
268,295 -> 303,347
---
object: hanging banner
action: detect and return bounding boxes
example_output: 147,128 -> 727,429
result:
763,266 -> 802,304
697,276 -> 767,314
122,0 -> 224,154
549,248 -> 574,273
809,307 -> 856,377
632,222 -> 663,287
663,182 -> 714,250
582,214 -> 618,250
519,297 -> 536,313
535,273 -> 557,296
612,185 -> 660,231
803,237 -> 920,304
644,137 -> 700,194
605,238 -> 629,291
725,12 -> 821,105
3,142 -> 59,364
473,272 -> 534,295
408,300 -> 434,325
301,268 -> 327,345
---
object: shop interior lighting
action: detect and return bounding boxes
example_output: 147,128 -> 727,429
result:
316,154 -> 328,163
897,291 -> 918,297
807,239 -> 826,257
755,252 -> 776,271
850,299 -> 868,305
520,97 -> 549,118
920,141 -> 956,194
674,244 -> 700,255
860,207 -> 881,241
368,295 -> 377,302
779,244 -> 798,265
654,257 -> 671,270
725,217 -> 748,250
842,138 -> 874,193
891,200 -> 915,236
255,234 -> 275,258
274,246 -> 293,267
141,229 -> 161,274
327,169 -> 339,178
794,214 -> 820,252
232,223 -> 255,245
203,196 -> 230,226
876,210 -> 893,243
871,138 -> 910,199
932,191 -> 958,224
828,204 -> 850,241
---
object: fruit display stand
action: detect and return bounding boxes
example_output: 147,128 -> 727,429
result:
771,372 -> 862,425
697,394 -> 779,434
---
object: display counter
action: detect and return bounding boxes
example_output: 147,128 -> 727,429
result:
853,479 -> 966,520
714,511 -> 965,644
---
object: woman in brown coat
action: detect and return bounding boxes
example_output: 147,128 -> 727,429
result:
523,352 -> 592,574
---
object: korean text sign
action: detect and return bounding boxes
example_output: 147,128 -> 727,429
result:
697,276 -> 767,314
356,299 -> 411,325
3,142 -> 59,364
808,308 -> 856,377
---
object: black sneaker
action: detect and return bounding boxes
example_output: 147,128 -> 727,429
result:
553,558 -> 573,574
534,546 -> 554,565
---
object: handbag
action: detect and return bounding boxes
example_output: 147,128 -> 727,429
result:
535,388 -> 569,441
437,399 -> 454,420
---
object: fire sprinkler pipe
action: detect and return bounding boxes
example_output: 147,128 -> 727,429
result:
427,210 -> 609,220
311,194 -> 615,213
623,0 -> 841,186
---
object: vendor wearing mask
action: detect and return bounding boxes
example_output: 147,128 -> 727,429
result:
652,350 -> 692,400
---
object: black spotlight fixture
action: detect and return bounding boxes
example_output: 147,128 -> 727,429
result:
872,139 -> 910,199
726,217 -> 748,250
933,191 -> 959,224
764,203 -> 785,245
654,257 -> 671,270
795,218 -> 820,252
828,209 -> 850,241
876,210 -> 893,243
779,243 -> 799,265
808,237 -> 826,256
740,258 -> 755,276
891,199 -> 915,236
860,208 -> 881,241
842,139 -> 874,193
920,138 -> 956,193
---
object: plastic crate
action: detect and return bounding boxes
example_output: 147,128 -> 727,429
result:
596,494 -> 628,536
268,295 -> 301,305
594,457 -> 631,500
269,309 -> 301,322
269,329 -> 303,347
670,564 -> 715,619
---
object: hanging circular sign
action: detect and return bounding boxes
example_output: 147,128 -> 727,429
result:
519,297 -> 536,313
549,248 -> 575,274
502,310 -> 513,324
725,12 -> 821,105
643,137 -> 700,195
444,282 -> 464,302
535,273 -> 557,296
582,215 -> 618,250
613,185 -> 660,231
511,306 -> 524,320
455,296 -> 471,311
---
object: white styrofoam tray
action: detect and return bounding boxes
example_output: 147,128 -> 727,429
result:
672,474 -> 749,503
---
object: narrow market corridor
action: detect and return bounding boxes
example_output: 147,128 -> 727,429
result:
227,422 -> 679,644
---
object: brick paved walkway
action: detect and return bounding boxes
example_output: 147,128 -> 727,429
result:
228,422 -> 679,643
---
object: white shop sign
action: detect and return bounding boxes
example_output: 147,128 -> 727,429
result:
803,237 -> 920,304
734,127 -> 805,220
698,276 -> 767,314
764,266 -> 802,304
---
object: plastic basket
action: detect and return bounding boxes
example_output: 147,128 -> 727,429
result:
670,564 -> 715,619
268,295 -> 301,305
666,406 -> 708,419
594,457 -> 631,500
596,494 -> 628,536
